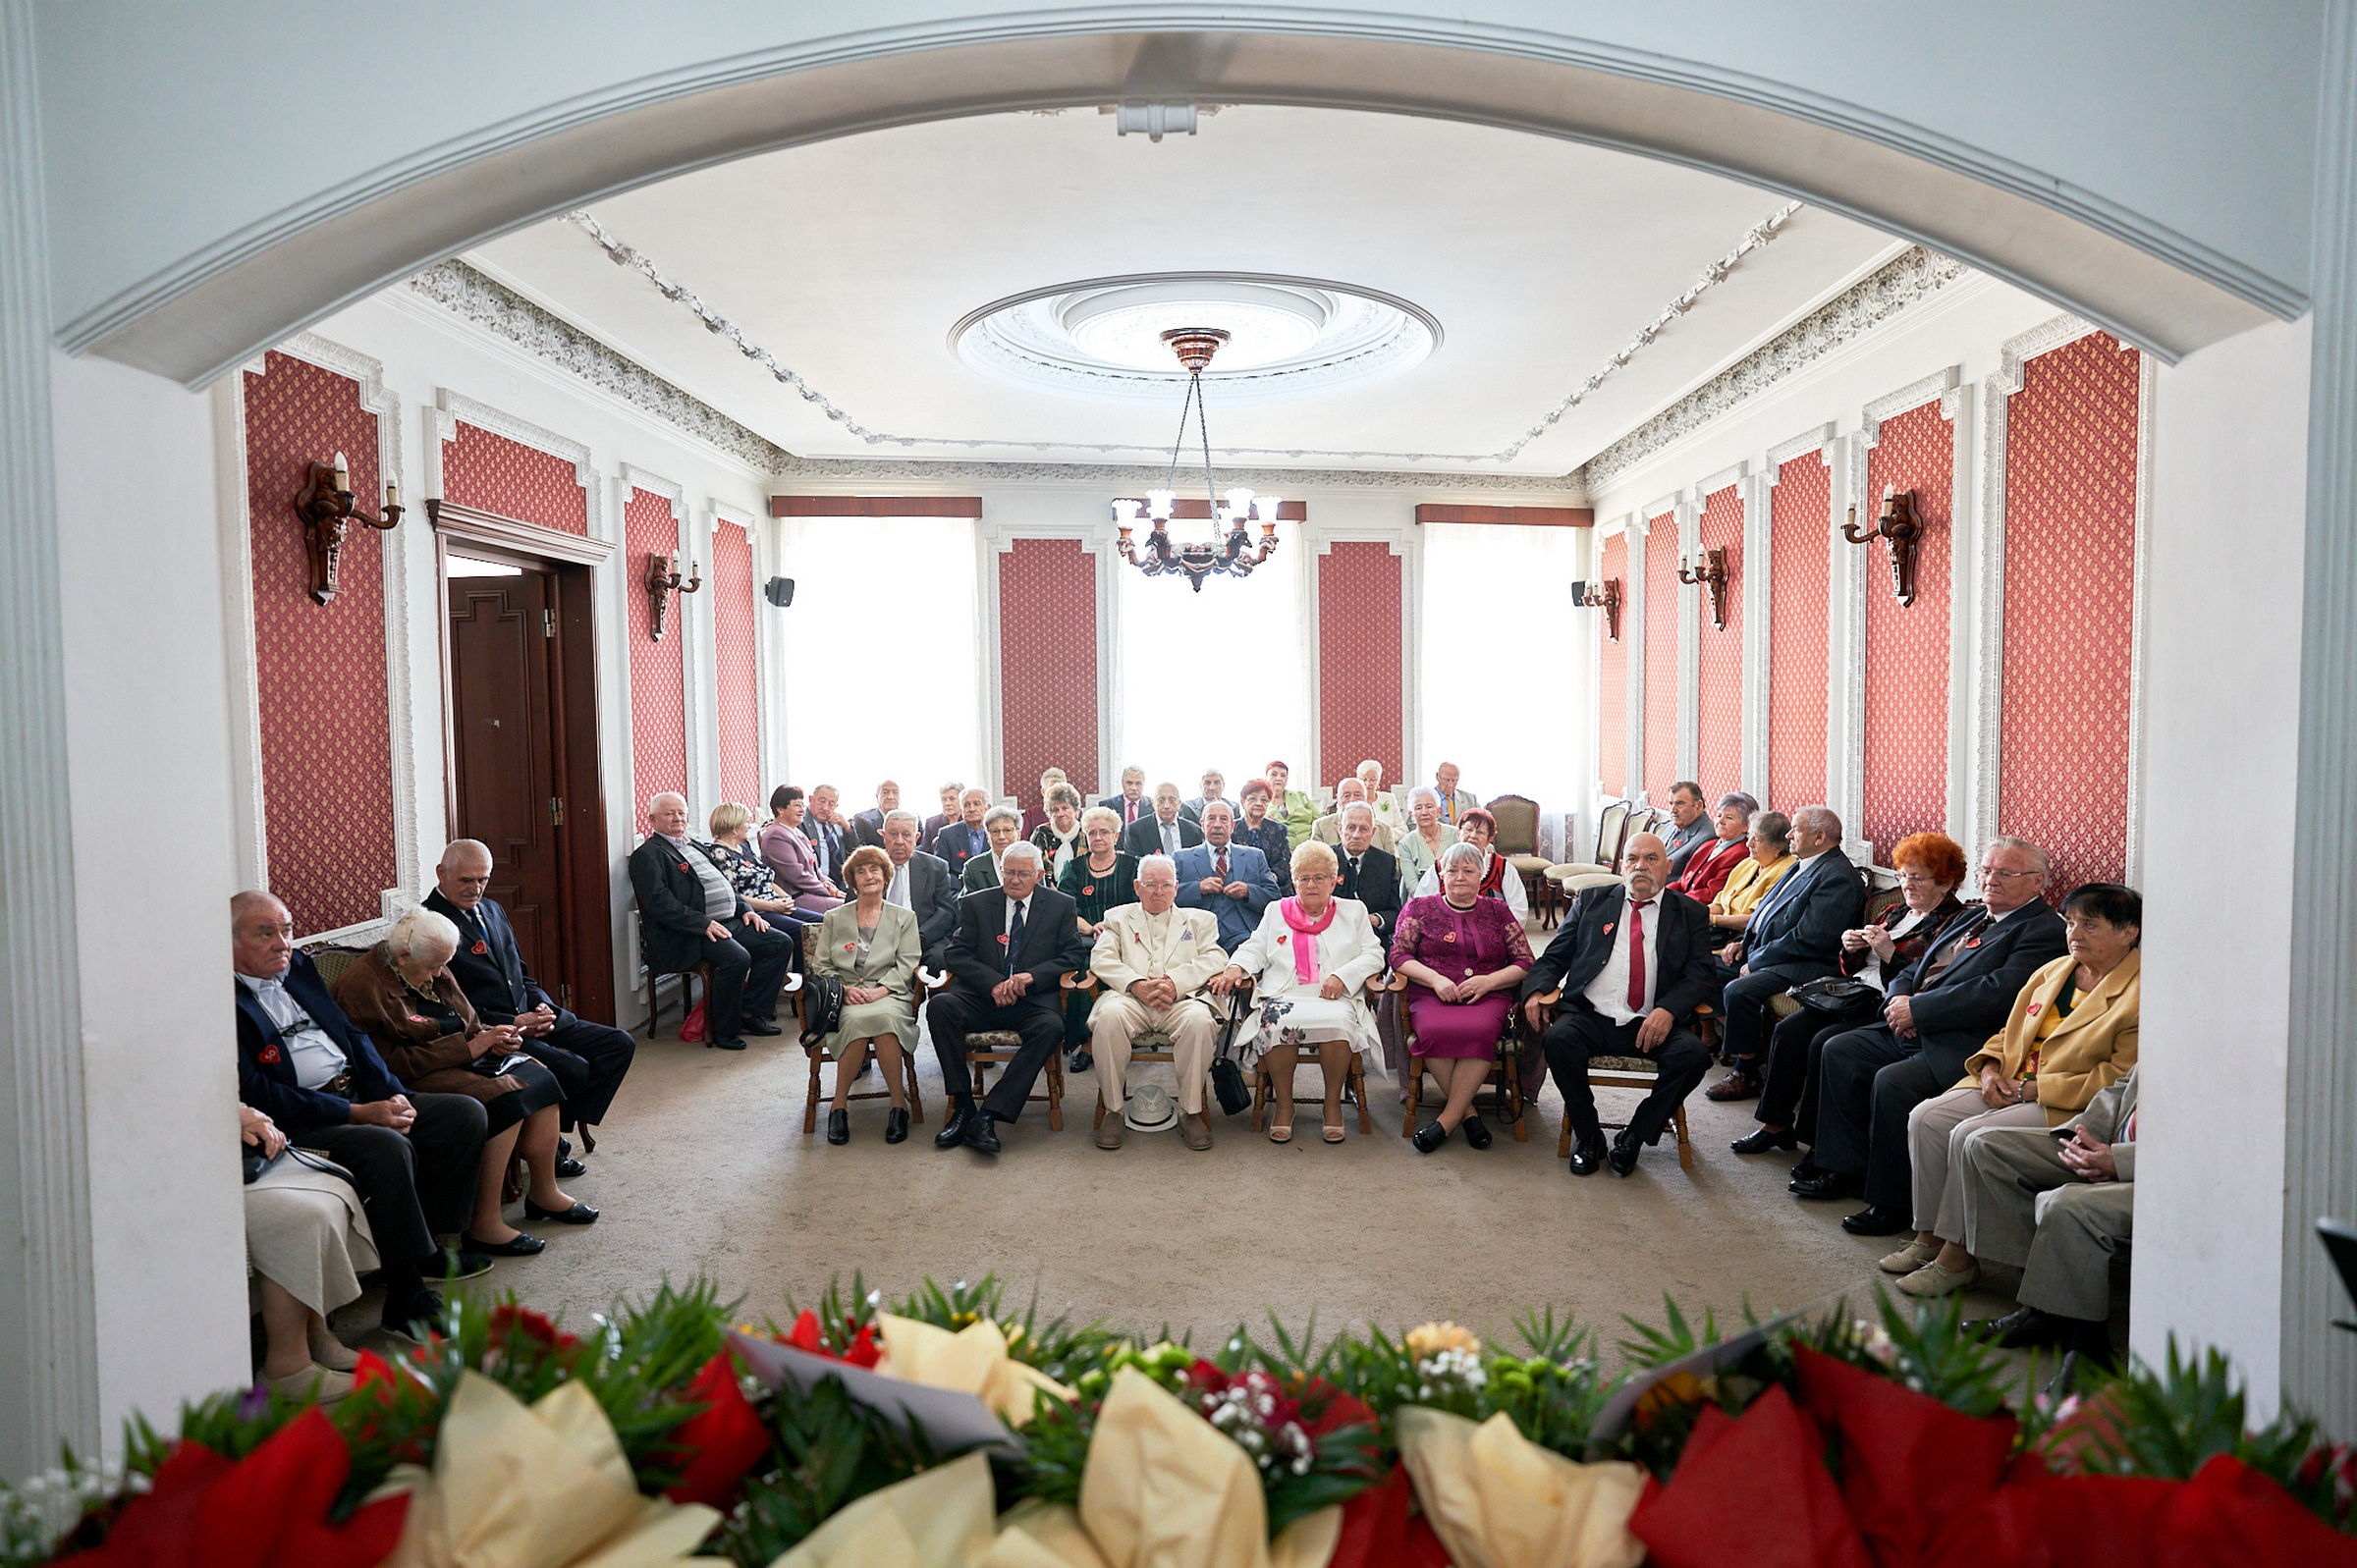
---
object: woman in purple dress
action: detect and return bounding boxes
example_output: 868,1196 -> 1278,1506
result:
1392,841 -> 1533,1153
758,785 -> 845,913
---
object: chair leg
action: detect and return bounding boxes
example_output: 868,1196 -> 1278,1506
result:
1557,1109 -> 1572,1161
1047,1053 -> 1065,1131
1673,1103 -> 1695,1170
802,1046 -> 822,1135
1400,1057 -> 1420,1138
904,1053 -> 925,1124
1350,1058 -> 1372,1134
1093,1087 -> 1107,1130
1250,1063 -> 1268,1133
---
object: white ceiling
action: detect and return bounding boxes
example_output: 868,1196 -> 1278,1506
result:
467,106 -> 1904,477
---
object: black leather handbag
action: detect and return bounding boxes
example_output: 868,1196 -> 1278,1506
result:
1787,976 -> 1880,1014
798,972 -> 845,1047
1209,994 -> 1252,1116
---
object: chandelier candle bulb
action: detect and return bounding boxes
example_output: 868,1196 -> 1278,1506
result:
331,452 -> 349,493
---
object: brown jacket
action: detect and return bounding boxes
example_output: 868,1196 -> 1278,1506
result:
1956,949 -> 2140,1125
330,946 -> 526,1104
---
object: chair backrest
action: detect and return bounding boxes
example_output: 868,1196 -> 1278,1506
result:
800,920 -> 824,971
1593,800 -> 1630,865
1485,793 -> 1539,855
1863,884 -> 1906,925
306,946 -> 366,989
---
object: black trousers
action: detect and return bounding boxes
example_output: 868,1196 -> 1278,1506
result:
1814,1025 -> 1954,1208
1540,1002 -> 1710,1149
684,923 -> 796,1041
521,1011 -> 636,1129
293,1090 -> 486,1287
1757,998 -> 1882,1136
1716,968 -> 1796,1065
928,985 -> 1065,1122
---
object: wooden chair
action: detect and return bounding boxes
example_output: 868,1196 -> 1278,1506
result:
1064,969 -> 1162,1131
1393,973 -> 1528,1141
918,966 -> 1065,1130
796,923 -> 924,1135
1528,985 -> 1696,1170
634,907 -> 711,1039
1222,980 -> 1377,1135
1484,793 -> 1559,928
305,946 -> 367,989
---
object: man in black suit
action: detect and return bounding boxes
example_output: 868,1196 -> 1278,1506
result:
1100,765 -> 1150,829
1120,781 -> 1204,860
804,784 -> 853,885
930,841 -> 1089,1154
627,792 -> 795,1051
1519,833 -> 1719,1176
1706,805 -> 1866,1102
850,781 -> 900,849
1803,836 -> 2069,1233
232,891 -> 488,1337
1334,804 -> 1402,939
426,839 -> 635,1154
880,809 -> 959,967
930,787 -> 993,878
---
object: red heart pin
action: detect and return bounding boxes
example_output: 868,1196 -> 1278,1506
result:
470,941 -> 488,955
257,1045 -> 281,1064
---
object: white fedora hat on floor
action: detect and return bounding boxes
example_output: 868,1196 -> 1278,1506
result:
1124,1083 -> 1178,1133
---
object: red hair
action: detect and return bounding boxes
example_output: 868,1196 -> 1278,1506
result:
1238,778 -> 1274,804
1891,832 -> 1967,887
1264,759 -> 1290,775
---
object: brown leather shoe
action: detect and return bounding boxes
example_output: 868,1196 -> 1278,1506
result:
1704,1068 -> 1762,1102
1178,1110 -> 1213,1151
1096,1114 -> 1125,1150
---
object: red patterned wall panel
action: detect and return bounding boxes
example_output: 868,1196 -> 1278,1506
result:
244,352 -> 399,935
998,538 -> 1100,806
441,422 -> 587,532
1317,542 -> 1404,791
625,488 -> 686,816
1862,402 -> 1954,863
1641,514 -> 1681,802
2001,335 -> 2141,891
1598,533 -> 1628,796
1695,486 -> 1744,795
1769,453 -> 1832,813
712,517 -> 760,813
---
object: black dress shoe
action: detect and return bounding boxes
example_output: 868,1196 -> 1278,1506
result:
826,1108 -> 850,1145
885,1107 -> 909,1145
1964,1305 -> 2071,1349
1731,1126 -> 1799,1155
523,1199 -> 599,1224
554,1156 -> 587,1179
1461,1112 -> 1494,1151
740,1016 -> 782,1036
1411,1119 -> 1450,1155
1569,1138 -> 1607,1176
1790,1167 -> 1862,1201
430,1248 -> 493,1282
1840,1203 -> 1911,1236
381,1290 -> 446,1341
1606,1132 -> 1640,1177
706,1036 -> 746,1052
558,1136 -> 573,1161
962,1113 -> 1002,1154
1788,1154 -> 1825,1184
936,1103 -> 973,1150
463,1230 -> 546,1257
1067,1048 -> 1094,1075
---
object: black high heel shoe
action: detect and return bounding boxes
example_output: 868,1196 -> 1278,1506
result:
1411,1119 -> 1451,1155
885,1107 -> 910,1145
827,1108 -> 850,1145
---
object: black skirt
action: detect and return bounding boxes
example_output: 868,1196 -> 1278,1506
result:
480,1054 -> 565,1136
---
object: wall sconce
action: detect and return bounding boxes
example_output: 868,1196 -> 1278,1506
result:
643,550 -> 700,641
1677,546 -> 1731,630
1843,486 -> 1924,607
291,451 -> 401,606
1572,576 -> 1623,641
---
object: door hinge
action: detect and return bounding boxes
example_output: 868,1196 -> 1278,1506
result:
557,982 -> 574,1009
550,795 -> 565,827
542,609 -> 557,639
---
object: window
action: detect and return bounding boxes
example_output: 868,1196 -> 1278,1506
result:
1419,521 -> 1583,803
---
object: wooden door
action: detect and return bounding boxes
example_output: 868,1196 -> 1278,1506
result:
447,572 -> 564,984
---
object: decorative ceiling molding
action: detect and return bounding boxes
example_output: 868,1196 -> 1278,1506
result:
774,455 -> 1587,494
1580,246 -> 1971,494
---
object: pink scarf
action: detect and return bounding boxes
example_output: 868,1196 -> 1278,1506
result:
1279,896 -> 1338,986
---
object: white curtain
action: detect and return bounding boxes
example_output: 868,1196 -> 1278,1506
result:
1113,518 -> 1308,793
775,515 -> 984,803
1419,522 -> 1582,834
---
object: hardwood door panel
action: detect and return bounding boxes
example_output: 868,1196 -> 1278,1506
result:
448,574 -> 562,984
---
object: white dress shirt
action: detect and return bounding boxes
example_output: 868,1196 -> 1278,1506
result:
1853,906 -> 1930,993
238,968 -> 349,1088
1001,891 -> 1033,938
1581,890 -> 1664,1027
886,857 -> 911,909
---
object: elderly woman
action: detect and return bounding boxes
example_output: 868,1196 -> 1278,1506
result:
1393,842 -> 1534,1152
1396,786 -> 1459,895
1738,831 -> 1971,1157
1058,806 -> 1138,1072
1029,784 -> 1087,883
1706,810 -> 1797,932
1265,760 -> 1317,849
704,802 -> 819,950
1210,840 -> 1387,1143
1022,767 -> 1070,836
1670,792 -> 1757,904
1411,808 -> 1529,923
242,1104 -> 375,1401
1883,882 -> 2143,1297
960,804 -> 1026,893
811,844 -> 922,1147
333,906 -> 592,1257
1235,779 -> 1294,895
760,786 -> 844,912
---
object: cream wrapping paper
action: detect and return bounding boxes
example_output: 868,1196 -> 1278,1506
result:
872,1314 -> 1078,1430
378,1370 -> 720,1568
768,1450 -> 998,1567
1396,1407 -> 1645,1568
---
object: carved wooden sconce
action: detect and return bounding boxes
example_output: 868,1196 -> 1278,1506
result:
292,451 -> 402,606
643,551 -> 700,641
1574,576 -> 1623,641
1677,546 -> 1731,630
1844,487 -> 1925,607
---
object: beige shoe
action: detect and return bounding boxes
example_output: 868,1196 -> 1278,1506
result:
1896,1258 -> 1978,1298
1096,1114 -> 1125,1150
1178,1111 -> 1213,1152
308,1322 -> 359,1372
1879,1239 -> 1941,1274
267,1364 -> 355,1404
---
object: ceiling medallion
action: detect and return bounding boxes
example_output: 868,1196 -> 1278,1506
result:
1112,329 -> 1282,593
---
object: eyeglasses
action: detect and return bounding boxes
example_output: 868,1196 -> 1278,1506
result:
1980,866 -> 2045,881
1893,873 -> 1940,886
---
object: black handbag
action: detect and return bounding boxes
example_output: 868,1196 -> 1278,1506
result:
798,972 -> 845,1047
1208,994 -> 1252,1116
1787,976 -> 1880,1014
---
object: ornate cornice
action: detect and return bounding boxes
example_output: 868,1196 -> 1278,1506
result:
1582,246 -> 1972,493
777,454 -> 1587,494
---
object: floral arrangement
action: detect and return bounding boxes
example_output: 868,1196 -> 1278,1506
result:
5,1277 -> 2355,1568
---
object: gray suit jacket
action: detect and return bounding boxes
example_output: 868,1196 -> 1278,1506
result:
2060,1067 -> 2139,1182
895,849 -> 959,967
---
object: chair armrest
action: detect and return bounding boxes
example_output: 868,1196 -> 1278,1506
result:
916,966 -> 950,992
1533,988 -> 1562,1006
781,971 -> 803,993
1062,970 -> 1100,995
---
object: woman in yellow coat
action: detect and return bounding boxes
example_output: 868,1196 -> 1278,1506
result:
1883,881 -> 2141,1296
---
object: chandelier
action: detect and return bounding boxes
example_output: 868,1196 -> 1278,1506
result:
1110,328 -> 1283,593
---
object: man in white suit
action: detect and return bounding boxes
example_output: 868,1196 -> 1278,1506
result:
1087,855 -> 1229,1152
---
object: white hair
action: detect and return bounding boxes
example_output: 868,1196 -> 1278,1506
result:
1000,840 -> 1044,869
1439,840 -> 1487,873
1407,785 -> 1441,807
438,838 -> 492,871
1200,799 -> 1234,821
646,790 -> 685,815
1342,801 -> 1376,823
1988,834 -> 2052,872
882,808 -> 920,829
386,904 -> 461,964
1135,853 -> 1178,882
983,804 -> 1021,831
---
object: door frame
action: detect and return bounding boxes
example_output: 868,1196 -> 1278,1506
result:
430,500 -> 619,1023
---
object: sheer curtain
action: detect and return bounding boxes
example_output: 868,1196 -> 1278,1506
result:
1420,522 -> 1582,818
776,515 -> 983,802
1114,519 -> 1308,792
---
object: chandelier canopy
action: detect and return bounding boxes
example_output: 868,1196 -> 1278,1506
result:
1111,328 -> 1283,593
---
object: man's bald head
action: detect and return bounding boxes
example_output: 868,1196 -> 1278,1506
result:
436,838 -> 494,910
1620,832 -> 1671,898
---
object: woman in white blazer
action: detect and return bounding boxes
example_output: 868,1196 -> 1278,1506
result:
1212,839 -> 1388,1144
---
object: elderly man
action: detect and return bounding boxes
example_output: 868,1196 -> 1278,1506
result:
233,891 -> 489,1338
1313,779 -> 1397,852
1520,834 -> 1719,1176
628,791 -> 796,1052
959,804 -> 1027,893
1335,802 -> 1402,939
1959,1066 -> 2138,1383
426,839 -> 635,1155
803,784 -> 852,885
1173,801 -> 1280,951
1087,855 -> 1230,1152
1706,804 -> 1864,1102
921,782 -> 962,842
880,808 -> 959,967
1659,782 -> 1714,872
931,841 -> 1089,1154
1355,760 -> 1404,834
1099,765 -> 1150,829
1182,769 -> 1232,824
851,781 -> 900,848
930,787 -> 993,877
1431,762 -> 1479,829
1805,836 -> 2070,1233
1120,781 -> 1205,860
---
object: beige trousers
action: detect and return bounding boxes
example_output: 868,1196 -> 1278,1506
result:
1907,1087 -> 2046,1239
1090,992 -> 1220,1115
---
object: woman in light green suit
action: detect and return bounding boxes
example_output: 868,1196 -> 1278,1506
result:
813,845 -> 921,1145
1394,785 -> 1458,896
1267,760 -> 1318,850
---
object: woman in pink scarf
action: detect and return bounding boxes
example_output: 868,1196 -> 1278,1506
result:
1211,840 -> 1387,1143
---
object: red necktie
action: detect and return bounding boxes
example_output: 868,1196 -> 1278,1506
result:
1215,847 -> 1228,882
1626,898 -> 1649,1012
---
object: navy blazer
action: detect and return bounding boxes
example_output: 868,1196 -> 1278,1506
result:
1120,813 -> 1204,860
424,888 -> 549,1025
930,820 -> 991,878
235,951 -> 402,1134
1522,884 -> 1720,1023
1889,898 -> 2070,1080
1171,839 -> 1279,950
1737,850 -> 1866,981
943,884 -> 1089,1000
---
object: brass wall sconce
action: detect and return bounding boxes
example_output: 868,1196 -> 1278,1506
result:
1844,486 -> 1925,607
1677,546 -> 1731,630
643,551 -> 700,641
292,451 -> 401,606
1572,576 -> 1623,641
